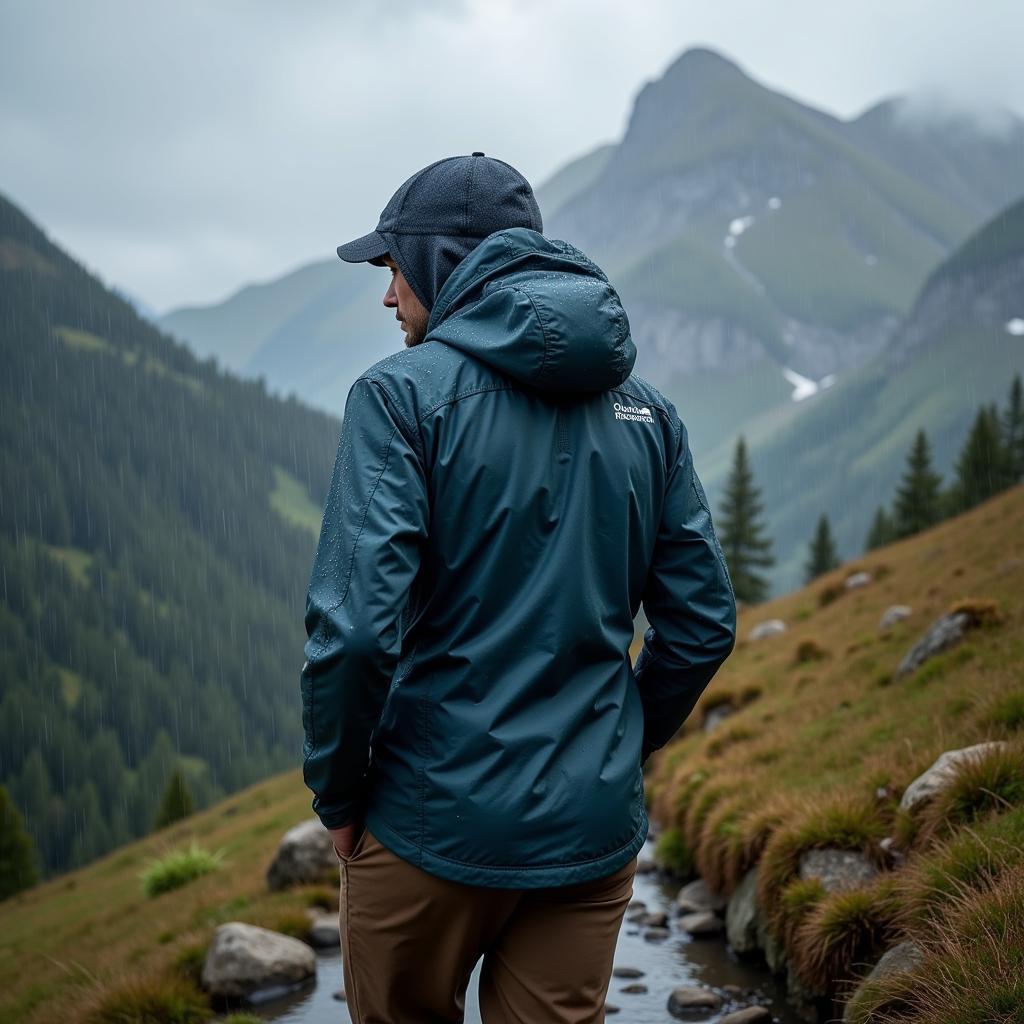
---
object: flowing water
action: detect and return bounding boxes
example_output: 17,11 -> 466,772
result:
247,836 -> 805,1023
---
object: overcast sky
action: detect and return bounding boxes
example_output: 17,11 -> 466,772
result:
2,1 -> 1023,313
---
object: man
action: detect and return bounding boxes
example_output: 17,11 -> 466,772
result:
300,152 -> 736,1023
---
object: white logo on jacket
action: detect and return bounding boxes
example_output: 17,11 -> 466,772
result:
613,401 -> 654,424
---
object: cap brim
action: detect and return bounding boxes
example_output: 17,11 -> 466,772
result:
336,230 -> 390,265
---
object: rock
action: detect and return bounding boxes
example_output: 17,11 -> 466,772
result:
798,848 -> 878,893
726,867 -> 761,954
879,605 -> 912,630
679,910 -> 724,936
786,962 -> 828,1021
605,1004 -> 620,1015
627,899 -> 647,911
643,926 -> 670,941
612,966 -> 645,978
667,985 -> 723,1017
307,911 -> 340,948
899,742 -> 1007,812
626,908 -> 647,923
201,921 -> 316,998
620,982 -> 648,994
879,837 -> 906,868
266,817 -> 338,891
750,619 -> 786,641
642,910 -> 669,928
720,1008 -> 772,1024
842,942 -> 924,1022
759,919 -> 787,973
333,988 -> 347,1001
636,856 -> 658,874
704,703 -> 735,732
676,878 -> 727,915
845,571 -> 872,590
895,612 -> 969,678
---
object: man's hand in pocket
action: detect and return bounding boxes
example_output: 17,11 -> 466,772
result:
329,820 -> 363,859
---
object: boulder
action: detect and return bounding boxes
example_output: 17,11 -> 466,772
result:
726,868 -> 760,954
306,911 -> 340,949
842,941 -> 924,1022
679,910 -> 724,936
641,910 -> 668,928
879,605 -> 912,631
704,703 -> 735,732
201,921 -> 316,998
676,878 -> 727,915
798,848 -> 877,893
720,1008 -> 773,1024
750,619 -> 786,642
667,985 -> 722,1018
845,571 -> 872,590
605,1004 -> 620,1014
899,742 -> 1006,813
266,817 -> 338,891
894,612 -> 969,678
643,926 -> 671,941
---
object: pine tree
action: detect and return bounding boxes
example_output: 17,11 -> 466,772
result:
951,404 -> 1014,513
1003,373 -> 1024,483
718,436 -> 775,603
804,513 -> 840,583
865,505 -> 896,551
0,784 -> 39,900
893,429 -> 943,538
153,768 -> 194,831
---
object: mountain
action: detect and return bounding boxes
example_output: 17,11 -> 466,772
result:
0,191 -> 342,877
719,195 -> 1024,592
159,47 -> 1024,443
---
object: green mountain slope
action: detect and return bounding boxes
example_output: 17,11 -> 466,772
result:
700,195 -> 1024,593
0,192 -> 341,877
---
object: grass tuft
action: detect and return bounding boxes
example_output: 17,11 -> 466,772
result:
917,741 -> 1024,843
139,840 -> 226,897
654,826 -> 694,879
79,972 -> 211,1024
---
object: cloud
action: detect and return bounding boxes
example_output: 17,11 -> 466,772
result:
1,0 -> 1022,311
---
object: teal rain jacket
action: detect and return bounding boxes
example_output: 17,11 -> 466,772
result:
300,227 -> 736,888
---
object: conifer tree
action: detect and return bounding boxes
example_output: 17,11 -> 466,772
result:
153,768 -> 194,831
865,505 -> 896,551
1003,373 -> 1024,483
893,429 -> 943,538
951,404 -> 1013,513
804,513 -> 840,583
0,785 -> 39,900
718,436 -> 774,603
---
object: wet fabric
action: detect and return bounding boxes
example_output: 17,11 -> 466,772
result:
301,226 -> 736,888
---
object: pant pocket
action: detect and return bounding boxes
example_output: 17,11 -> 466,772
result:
335,824 -> 372,865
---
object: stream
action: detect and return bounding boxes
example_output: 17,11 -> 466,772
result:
246,836 -> 804,1023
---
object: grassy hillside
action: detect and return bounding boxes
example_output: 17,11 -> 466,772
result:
0,191 -> 343,877
2,487 -> 1020,1024
646,483 -> 1024,1022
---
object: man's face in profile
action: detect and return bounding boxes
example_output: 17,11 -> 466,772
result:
380,254 -> 430,348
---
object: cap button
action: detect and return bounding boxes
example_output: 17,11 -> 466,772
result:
471,151 -> 485,157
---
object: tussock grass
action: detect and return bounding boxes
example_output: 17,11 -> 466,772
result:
273,909 -> 314,940
899,807 -> 1024,925
756,794 -> 887,938
139,840 -> 226,897
915,739 -> 1024,843
77,971 -> 211,1024
695,792 -> 754,893
793,875 -> 903,995
653,826 -> 694,879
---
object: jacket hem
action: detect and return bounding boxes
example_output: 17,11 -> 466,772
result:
363,804 -> 649,889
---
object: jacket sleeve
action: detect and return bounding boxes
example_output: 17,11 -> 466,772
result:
300,376 -> 429,829
634,415 -> 737,766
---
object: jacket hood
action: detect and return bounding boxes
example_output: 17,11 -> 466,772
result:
423,227 -> 636,393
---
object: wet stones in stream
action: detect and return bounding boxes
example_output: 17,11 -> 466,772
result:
667,985 -> 722,1017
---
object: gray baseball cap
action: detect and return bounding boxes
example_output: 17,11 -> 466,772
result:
336,152 -> 543,311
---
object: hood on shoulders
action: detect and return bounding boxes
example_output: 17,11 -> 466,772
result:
423,227 -> 636,394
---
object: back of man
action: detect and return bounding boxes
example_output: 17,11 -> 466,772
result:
301,154 -> 737,1023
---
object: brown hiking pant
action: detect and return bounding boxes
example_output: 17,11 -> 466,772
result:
336,824 -> 637,1023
